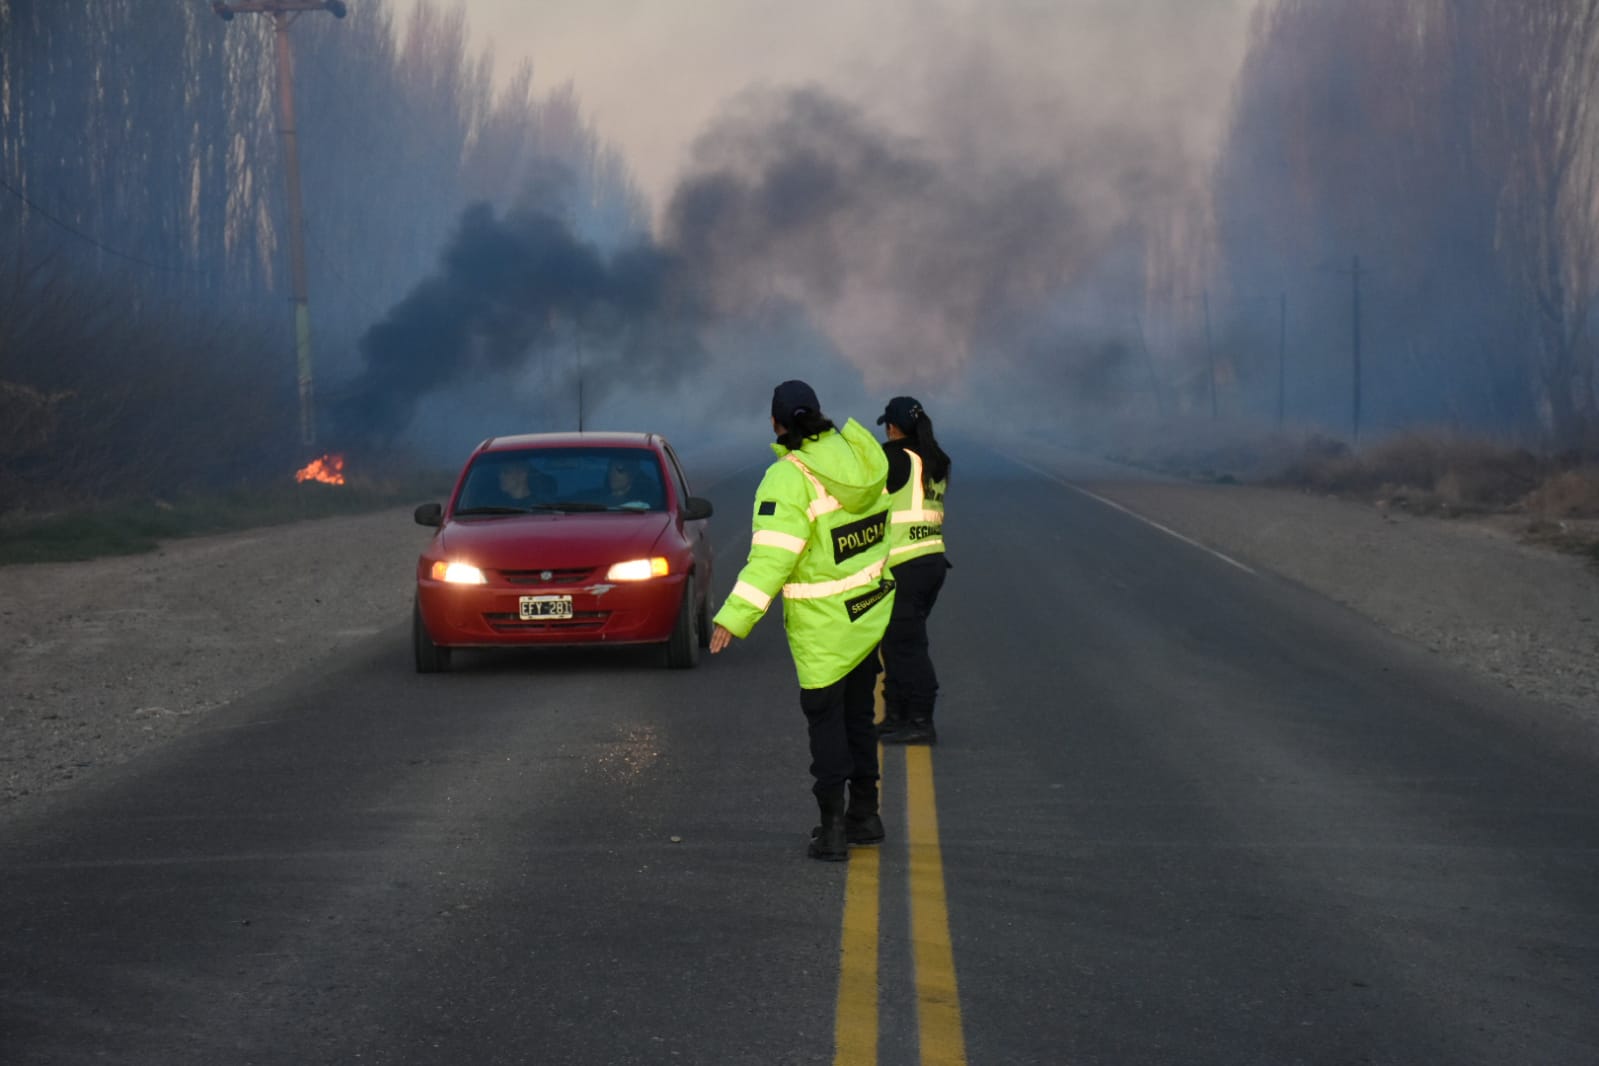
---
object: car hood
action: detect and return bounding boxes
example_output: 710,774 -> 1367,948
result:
438,512 -> 672,569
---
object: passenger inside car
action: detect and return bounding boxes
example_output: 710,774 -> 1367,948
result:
596,456 -> 664,510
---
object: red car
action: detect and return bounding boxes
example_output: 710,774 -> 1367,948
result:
412,432 -> 715,673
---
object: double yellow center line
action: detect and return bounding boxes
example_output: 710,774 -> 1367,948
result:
833,740 -> 968,1065
904,745 -> 967,1064
835,836 -> 881,1062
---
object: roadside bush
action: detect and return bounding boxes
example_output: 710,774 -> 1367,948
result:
1522,467 -> 1599,518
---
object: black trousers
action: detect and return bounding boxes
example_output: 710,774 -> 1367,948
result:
881,554 -> 948,722
799,650 -> 881,796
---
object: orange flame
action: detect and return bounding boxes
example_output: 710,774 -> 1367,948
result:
294,453 -> 346,485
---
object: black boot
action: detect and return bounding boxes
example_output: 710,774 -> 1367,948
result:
880,717 -> 936,745
845,780 -> 885,846
807,789 -> 848,861
875,706 -> 910,740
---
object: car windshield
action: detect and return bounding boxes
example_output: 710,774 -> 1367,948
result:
455,447 -> 668,515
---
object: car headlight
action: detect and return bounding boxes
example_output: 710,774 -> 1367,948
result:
431,560 -> 487,585
606,557 -> 670,581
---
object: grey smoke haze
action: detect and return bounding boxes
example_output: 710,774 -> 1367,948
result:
341,2 -> 1251,444
665,87 -> 1098,388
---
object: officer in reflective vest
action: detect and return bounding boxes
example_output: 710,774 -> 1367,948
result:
875,395 -> 951,745
710,380 -> 896,861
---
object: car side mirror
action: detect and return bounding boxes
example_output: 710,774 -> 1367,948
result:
681,496 -> 714,521
414,502 -> 443,527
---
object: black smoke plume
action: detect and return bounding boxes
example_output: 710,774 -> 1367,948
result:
332,203 -> 684,440
337,86 -> 1180,443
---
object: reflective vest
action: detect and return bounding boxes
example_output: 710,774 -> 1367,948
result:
887,448 -> 946,564
713,418 -> 895,688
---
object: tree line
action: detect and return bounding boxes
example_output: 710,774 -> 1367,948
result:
0,0 -> 647,508
1199,0 -> 1599,448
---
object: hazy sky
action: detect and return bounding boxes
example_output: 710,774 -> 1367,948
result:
461,0 -> 1257,212
355,2 -> 1265,442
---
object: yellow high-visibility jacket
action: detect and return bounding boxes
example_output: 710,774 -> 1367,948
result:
713,418 -> 895,688
885,447 -> 946,565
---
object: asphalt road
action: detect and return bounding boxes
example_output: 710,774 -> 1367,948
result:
2,443 -> 1596,1065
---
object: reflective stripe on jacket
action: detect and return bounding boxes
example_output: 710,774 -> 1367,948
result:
713,418 -> 895,688
886,448 -> 946,563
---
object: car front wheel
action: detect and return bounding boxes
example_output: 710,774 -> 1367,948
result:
696,581 -> 712,649
414,600 -> 452,674
665,575 -> 700,670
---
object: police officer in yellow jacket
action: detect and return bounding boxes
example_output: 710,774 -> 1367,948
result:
710,380 -> 896,861
875,395 -> 950,745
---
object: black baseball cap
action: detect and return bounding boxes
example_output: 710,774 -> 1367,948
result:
771,380 -> 820,425
876,395 -> 923,432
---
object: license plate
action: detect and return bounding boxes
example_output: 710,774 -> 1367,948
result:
519,595 -> 574,620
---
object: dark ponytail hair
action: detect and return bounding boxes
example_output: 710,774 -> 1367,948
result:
776,409 -> 836,451
908,412 -> 951,484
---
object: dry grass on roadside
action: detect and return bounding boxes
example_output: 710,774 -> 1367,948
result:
1093,418 -> 1599,563
1522,517 -> 1599,563
1276,431 -> 1598,513
1520,466 -> 1599,517
1276,431 -> 1550,514
1518,468 -> 1599,564
1273,430 -> 1599,563
0,466 -> 454,566
1086,415 -> 1349,485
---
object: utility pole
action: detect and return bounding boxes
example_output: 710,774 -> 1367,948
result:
1351,255 -> 1363,446
212,0 -> 347,447
1202,288 -> 1217,420
1278,291 -> 1287,430
1134,312 -> 1164,417
576,331 -> 585,432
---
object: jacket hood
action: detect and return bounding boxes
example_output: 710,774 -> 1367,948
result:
771,418 -> 887,513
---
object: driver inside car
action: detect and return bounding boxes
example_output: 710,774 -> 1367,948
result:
602,459 -> 638,506
475,459 -> 554,509
598,458 -> 663,509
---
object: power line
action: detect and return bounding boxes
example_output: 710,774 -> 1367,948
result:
0,176 -> 204,275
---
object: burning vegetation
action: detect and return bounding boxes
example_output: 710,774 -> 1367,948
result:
294,454 -> 346,486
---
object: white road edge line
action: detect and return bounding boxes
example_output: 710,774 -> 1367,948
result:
1004,453 -> 1259,577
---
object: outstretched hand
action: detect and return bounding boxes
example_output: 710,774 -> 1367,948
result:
710,624 -> 735,654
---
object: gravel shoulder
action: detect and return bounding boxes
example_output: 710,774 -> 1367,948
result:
4,458 -> 1597,815
0,509 -> 431,808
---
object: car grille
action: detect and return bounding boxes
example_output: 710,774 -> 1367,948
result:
499,567 -> 594,586
483,611 -> 610,634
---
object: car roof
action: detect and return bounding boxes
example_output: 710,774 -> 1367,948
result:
477,431 -> 662,453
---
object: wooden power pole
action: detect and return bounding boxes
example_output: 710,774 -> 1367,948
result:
1351,255 -> 1363,446
1202,288 -> 1217,420
213,0 -> 346,447
1278,291 -> 1287,430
